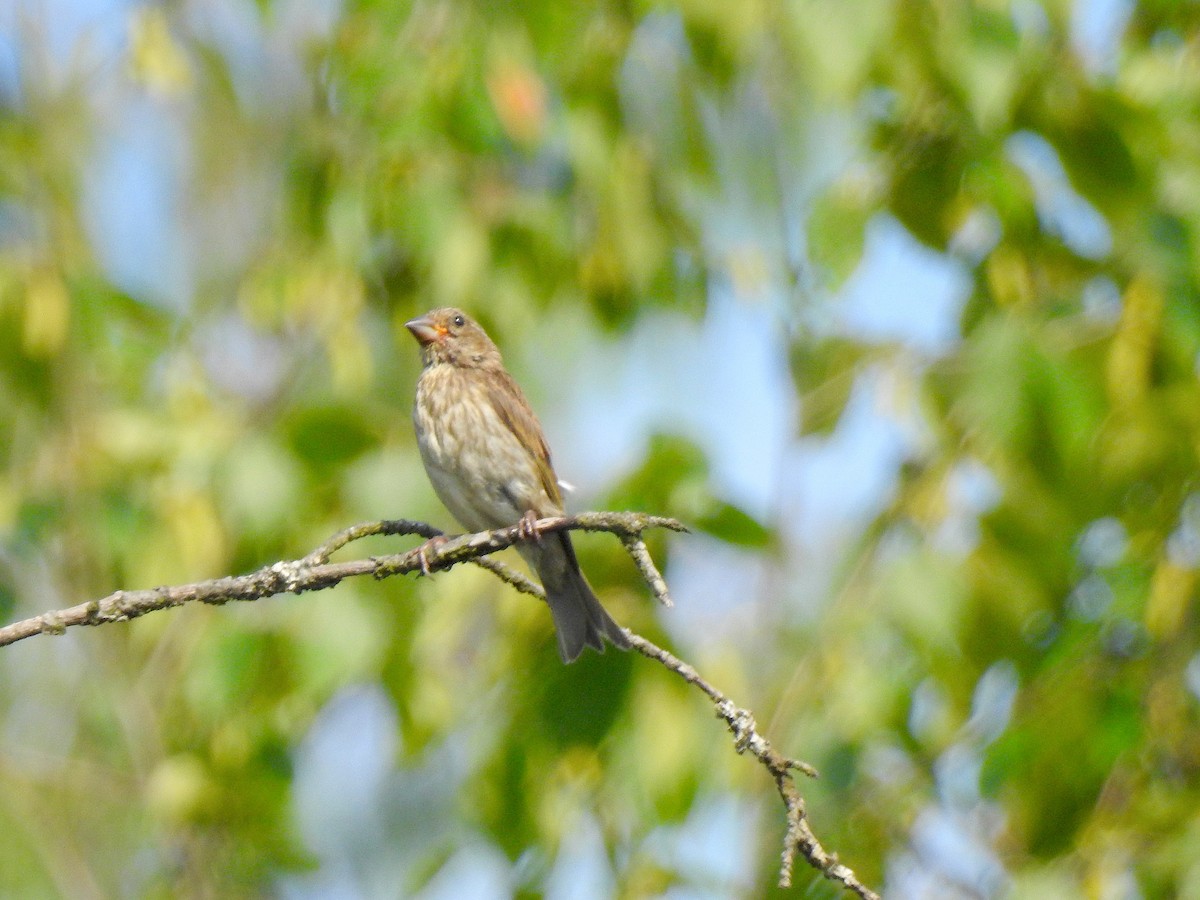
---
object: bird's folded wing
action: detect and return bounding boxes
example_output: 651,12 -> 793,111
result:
484,369 -> 564,509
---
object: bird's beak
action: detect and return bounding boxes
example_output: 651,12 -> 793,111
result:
405,315 -> 445,345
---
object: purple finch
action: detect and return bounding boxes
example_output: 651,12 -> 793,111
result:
405,307 -> 630,663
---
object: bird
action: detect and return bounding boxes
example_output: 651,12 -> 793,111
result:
405,307 -> 631,663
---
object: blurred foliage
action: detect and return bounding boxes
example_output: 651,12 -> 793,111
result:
2,0 -> 1200,897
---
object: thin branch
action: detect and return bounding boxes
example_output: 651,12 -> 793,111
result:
473,556 -> 877,898
0,511 -> 878,898
0,512 -> 682,649
620,535 -> 674,606
467,555 -> 543,595
626,635 -> 876,898
300,519 -> 442,565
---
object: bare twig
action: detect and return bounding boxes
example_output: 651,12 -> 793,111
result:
620,535 -> 674,606
300,518 -> 442,565
626,635 -> 876,898
0,512 -> 681,649
0,510 -> 878,897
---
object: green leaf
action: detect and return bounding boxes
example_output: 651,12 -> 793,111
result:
285,405 -> 378,470
695,500 -> 772,548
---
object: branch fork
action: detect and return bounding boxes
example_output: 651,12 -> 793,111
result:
0,511 -> 877,897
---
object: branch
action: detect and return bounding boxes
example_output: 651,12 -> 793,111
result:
0,511 -> 879,898
481,564 -> 876,897
628,634 -> 876,898
0,513 -> 680,649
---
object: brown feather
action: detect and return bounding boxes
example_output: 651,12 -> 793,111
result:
483,368 -> 564,512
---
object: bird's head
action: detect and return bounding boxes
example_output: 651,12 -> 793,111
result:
405,307 -> 502,369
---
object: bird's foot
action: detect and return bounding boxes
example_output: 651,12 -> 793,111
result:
415,535 -> 449,575
518,510 -> 543,544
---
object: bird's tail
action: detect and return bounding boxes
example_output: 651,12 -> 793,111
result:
522,534 -> 631,664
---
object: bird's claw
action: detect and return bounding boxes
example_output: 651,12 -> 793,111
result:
518,510 -> 543,543
415,535 -> 449,575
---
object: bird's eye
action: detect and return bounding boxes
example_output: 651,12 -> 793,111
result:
452,314 -> 465,327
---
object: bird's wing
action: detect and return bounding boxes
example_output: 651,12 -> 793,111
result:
484,369 -> 564,510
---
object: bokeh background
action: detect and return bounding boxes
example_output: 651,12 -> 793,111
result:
3,0 -> 1200,897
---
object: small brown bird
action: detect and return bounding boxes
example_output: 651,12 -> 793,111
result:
405,307 -> 630,663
